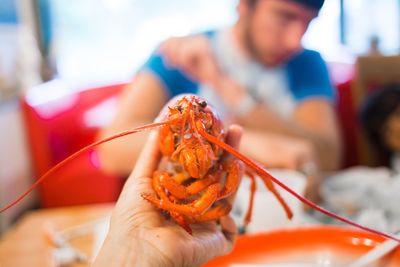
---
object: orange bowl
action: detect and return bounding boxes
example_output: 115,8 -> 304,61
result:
205,225 -> 400,267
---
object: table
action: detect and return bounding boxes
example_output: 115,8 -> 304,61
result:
0,170 -> 309,267
0,203 -> 113,267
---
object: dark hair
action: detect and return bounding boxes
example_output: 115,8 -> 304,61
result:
247,0 -> 325,10
359,83 -> 400,160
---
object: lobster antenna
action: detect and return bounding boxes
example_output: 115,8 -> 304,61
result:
0,119 -> 176,213
199,127 -> 400,243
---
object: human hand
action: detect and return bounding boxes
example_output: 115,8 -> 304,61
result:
240,130 -> 323,204
159,35 -> 221,88
303,173 -> 323,206
93,125 -> 242,267
241,130 -> 316,170
159,36 -> 252,111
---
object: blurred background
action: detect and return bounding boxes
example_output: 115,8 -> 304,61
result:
0,0 -> 400,233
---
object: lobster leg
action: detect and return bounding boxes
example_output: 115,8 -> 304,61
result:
152,171 -> 169,198
158,172 -> 188,199
257,171 -> 293,220
153,171 -> 193,234
169,211 -> 192,235
194,201 -> 232,222
198,127 -> 293,220
165,194 -> 193,235
142,183 -> 221,217
218,159 -> 243,199
186,169 -> 221,194
243,169 -> 257,225
160,170 -> 222,199
173,172 -> 191,184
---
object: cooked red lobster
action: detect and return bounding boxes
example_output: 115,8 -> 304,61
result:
140,96 -> 291,234
1,95 -> 399,242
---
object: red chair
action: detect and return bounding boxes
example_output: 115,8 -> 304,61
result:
327,62 -> 359,168
335,79 -> 360,168
21,81 -> 126,208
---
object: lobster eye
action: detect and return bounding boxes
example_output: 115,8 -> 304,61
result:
198,100 -> 207,108
176,106 -> 183,112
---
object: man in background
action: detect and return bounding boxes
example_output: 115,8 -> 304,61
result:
98,0 -> 342,202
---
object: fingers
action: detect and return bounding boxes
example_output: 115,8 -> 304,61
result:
159,37 -> 180,67
194,217 -> 237,263
192,43 -> 221,86
219,215 -> 238,248
158,35 -> 221,86
221,125 -> 244,219
224,124 -> 243,150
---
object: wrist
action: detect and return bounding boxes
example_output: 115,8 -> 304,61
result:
93,232 -> 174,267
93,234 -> 138,266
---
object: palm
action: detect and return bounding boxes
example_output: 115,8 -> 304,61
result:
111,175 -> 231,267
138,221 -> 228,267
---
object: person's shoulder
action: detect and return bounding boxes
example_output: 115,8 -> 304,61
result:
288,49 -> 325,65
286,48 -> 335,102
286,48 -> 329,76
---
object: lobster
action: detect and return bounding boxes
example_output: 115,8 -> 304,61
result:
140,96 -> 292,234
1,95 -> 400,242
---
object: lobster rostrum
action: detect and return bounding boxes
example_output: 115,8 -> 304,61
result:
1,95 -> 400,242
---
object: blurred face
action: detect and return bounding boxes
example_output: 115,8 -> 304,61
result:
384,107 -> 400,152
239,0 -> 318,66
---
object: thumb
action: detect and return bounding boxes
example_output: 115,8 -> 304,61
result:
131,130 -> 161,179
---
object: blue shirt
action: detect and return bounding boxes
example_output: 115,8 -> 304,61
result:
140,30 -> 335,118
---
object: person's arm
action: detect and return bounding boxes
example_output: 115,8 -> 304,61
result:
236,98 -> 342,171
213,46 -> 342,172
210,74 -> 341,171
239,129 -> 316,170
97,71 -> 168,175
